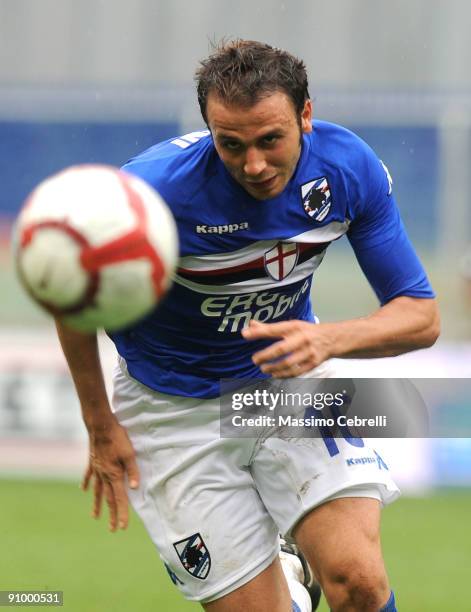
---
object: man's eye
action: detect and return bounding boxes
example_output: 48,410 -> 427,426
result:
222,141 -> 241,151
262,135 -> 279,145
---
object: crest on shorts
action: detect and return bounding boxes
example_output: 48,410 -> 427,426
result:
173,533 -> 211,580
301,177 -> 332,222
264,241 -> 299,281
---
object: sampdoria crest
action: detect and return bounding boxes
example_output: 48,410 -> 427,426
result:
173,533 -> 211,580
301,177 -> 332,221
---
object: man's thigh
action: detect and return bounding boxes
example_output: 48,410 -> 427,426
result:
293,497 -> 390,608
293,497 -> 385,578
203,557 -> 292,612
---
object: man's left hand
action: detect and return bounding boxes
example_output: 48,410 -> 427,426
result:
242,319 -> 332,378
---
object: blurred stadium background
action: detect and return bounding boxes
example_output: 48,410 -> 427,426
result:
0,1 -> 470,610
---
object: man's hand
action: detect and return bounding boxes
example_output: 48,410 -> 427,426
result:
242,297 -> 440,378
54,320 -> 142,532
81,418 -> 140,532
242,319 -> 331,378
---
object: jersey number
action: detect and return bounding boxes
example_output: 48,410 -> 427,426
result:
305,393 -> 365,457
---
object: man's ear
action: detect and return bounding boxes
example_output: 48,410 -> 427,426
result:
300,99 -> 313,134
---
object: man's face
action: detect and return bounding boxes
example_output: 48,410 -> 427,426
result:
206,91 -> 312,200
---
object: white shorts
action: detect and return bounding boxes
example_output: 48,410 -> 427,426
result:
112,361 -> 400,603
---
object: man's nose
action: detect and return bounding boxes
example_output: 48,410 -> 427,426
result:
243,147 -> 267,177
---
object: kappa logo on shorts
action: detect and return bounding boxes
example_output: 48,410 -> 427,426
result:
346,451 -> 389,471
173,533 -> 211,580
301,177 -> 332,222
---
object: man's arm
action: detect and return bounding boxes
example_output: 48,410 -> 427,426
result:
242,296 -> 440,378
55,319 -> 139,530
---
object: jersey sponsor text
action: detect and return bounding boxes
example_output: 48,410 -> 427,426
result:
201,280 -> 310,332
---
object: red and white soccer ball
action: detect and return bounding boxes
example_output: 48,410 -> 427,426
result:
13,164 -> 178,332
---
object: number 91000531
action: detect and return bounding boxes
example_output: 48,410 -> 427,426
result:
0,591 -> 63,606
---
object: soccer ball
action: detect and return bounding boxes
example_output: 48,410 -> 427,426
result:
13,164 -> 178,332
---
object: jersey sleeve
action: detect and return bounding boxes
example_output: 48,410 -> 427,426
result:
347,149 -> 435,305
121,155 -> 172,201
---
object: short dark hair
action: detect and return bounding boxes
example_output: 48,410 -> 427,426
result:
195,39 -> 310,124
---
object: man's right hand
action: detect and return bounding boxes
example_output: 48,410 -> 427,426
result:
81,417 -> 140,532
54,319 -> 140,532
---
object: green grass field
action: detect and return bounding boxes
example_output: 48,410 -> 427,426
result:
1,479 -> 469,611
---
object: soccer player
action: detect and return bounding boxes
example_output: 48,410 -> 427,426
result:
55,40 -> 439,611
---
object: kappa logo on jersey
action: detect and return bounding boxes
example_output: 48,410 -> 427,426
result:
196,221 -> 250,234
173,533 -> 211,580
301,177 -> 332,222
264,242 -> 299,281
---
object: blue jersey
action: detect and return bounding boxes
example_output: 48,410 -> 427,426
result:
110,121 -> 434,398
